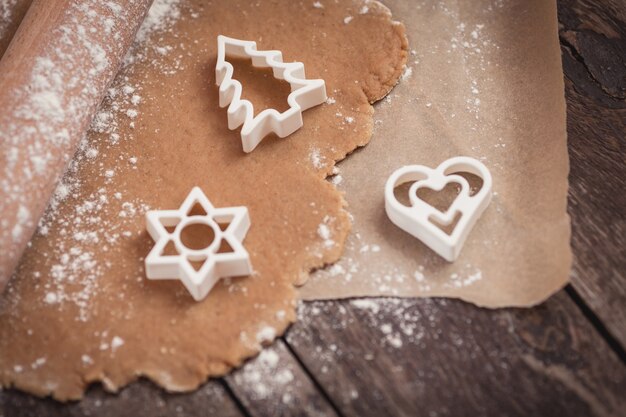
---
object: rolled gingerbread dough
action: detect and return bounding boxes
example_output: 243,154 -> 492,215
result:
0,0 -> 407,400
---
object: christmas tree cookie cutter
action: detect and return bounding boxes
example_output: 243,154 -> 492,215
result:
145,187 -> 253,301
385,157 -> 492,262
215,35 -> 327,153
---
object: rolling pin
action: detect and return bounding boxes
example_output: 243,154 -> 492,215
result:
0,0 -> 154,292
0,0 -> 33,59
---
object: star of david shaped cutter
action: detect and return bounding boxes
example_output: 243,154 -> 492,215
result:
385,157 -> 492,262
145,187 -> 252,301
215,35 -> 327,153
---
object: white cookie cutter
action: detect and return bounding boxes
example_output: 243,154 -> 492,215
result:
215,35 -> 327,153
385,157 -> 492,262
145,187 -> 253,301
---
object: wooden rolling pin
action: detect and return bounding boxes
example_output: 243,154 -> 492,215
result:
0,0 -> 33,59
0,0 -> 154,292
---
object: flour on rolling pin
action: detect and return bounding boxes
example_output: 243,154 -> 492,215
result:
0,0 -> 153,291
33,0 -> 185,319
0,0 -> 33,58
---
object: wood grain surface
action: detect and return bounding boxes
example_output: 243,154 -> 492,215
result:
1,0 -> 625,416
286,295 -> 625,417
558,0 -> 626,348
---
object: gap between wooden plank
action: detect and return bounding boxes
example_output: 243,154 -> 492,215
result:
220,379 -> 254,417
223,339 -> 341,417
280,337 -> 346,417
565,285 -> 626,364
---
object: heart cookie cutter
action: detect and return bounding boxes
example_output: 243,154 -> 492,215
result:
215,35 -> 327,153
145,187 -> 253,301
385,157 -> 492,262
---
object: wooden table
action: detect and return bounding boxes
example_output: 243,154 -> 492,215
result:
1,0 -> 625,415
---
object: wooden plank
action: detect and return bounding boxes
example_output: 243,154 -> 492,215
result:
558,0 -> 626,347
225,340 -> 340,417
0,379 -> 245,417
285,294 -> 626,417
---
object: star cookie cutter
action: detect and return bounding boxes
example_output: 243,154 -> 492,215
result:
145,187 -> 253,301
385,157 -> 492,262
215,35 -> 327,153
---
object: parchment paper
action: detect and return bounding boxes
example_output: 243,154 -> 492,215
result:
301,0 -> 572,307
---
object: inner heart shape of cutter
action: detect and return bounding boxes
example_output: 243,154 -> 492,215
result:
385,156 -> 493,262
412,180 -> 465,221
